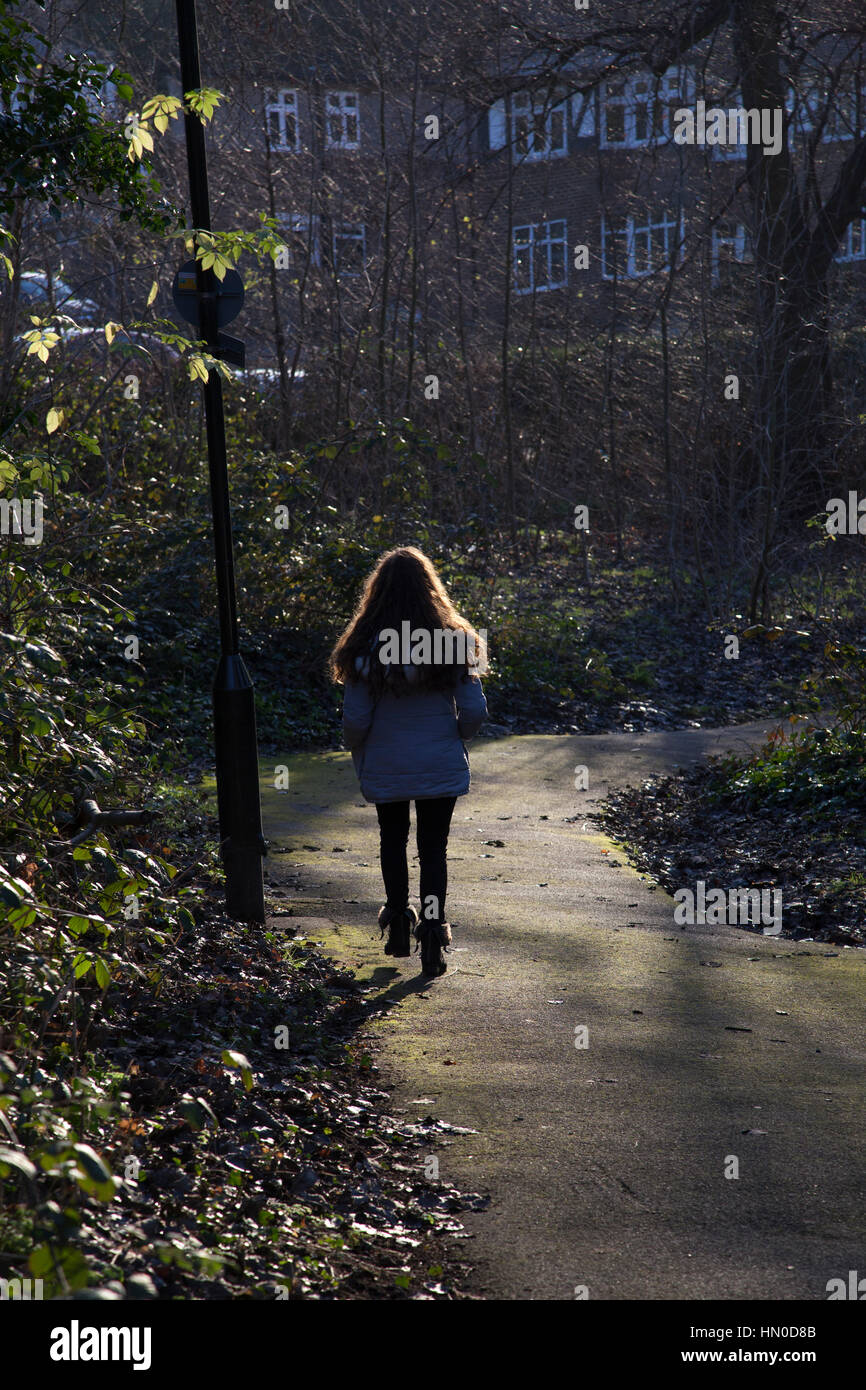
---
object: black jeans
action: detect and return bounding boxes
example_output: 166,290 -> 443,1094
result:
375,797 -> 457,926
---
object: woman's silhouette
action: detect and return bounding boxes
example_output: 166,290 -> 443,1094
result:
330,547 -> 487,977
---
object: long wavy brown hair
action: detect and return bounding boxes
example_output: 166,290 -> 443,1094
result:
329,546 -> 485,697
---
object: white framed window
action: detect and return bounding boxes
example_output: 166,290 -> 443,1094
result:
600,219 -> 630,278
711,221 -> 751,283
571,90 -> 596,139
332,221 -> 366,275
710,93 -> 749,160
601,69 -> 691,148
510,91 -> 567,161
704,90 -> 788,160
601,78 -> 629,145
278,212 -> 321,268
512,218 -> 568,295
266,88 -> 300,151
489,90 -> 595,152
325,90 -> 360,149
835,217 -> 866,262
601,211 -> 684,279
489,100 -> 507,150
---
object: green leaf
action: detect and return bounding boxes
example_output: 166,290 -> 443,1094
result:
178,1095 -> 219,1131
0,869 -> 32,908
73,1144 -> 111,1184
73,431 -> 101,457
221,1049 -> 254,1090
29,1243 -> 56,1277
0,884 -> 22,910
0,1146 -> 37,1180
24,639 -> 64,673
7,906 -> 37,931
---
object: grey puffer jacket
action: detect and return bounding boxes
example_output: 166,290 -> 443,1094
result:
342,662 -> 487,803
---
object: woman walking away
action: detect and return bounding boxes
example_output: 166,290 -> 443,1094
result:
330,546 -> 487,978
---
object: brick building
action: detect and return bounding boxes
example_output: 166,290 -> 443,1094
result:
238,28 -> 866,340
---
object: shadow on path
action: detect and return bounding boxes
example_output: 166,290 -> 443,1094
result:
262,723 -> 866,1300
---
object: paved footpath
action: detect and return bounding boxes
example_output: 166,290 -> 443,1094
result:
262,720 -> 866,1300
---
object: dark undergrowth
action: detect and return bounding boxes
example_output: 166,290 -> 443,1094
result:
596,713 -> 866,948
0,798 -> 483,1300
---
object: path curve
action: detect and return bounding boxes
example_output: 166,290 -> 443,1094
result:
263,721 -> 866,1301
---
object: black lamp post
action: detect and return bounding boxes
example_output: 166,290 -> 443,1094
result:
175,0 -> 266,922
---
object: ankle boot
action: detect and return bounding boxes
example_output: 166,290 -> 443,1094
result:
378,904 -> 418,957
414,919 -> 451,977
